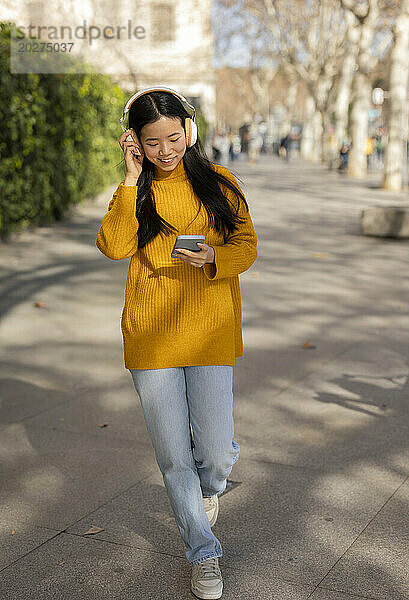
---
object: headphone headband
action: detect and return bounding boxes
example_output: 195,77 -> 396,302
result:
119,86 -> 198,147
121,86 -> 196,119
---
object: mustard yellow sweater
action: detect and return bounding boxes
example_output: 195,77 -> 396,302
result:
95,159 -> 258,369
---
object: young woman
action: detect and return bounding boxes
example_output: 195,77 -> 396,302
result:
95,87 -> 258,599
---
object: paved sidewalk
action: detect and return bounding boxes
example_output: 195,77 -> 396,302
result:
0,156 -> 408,599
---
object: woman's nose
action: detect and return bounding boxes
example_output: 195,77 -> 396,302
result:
159,142 -> 171,155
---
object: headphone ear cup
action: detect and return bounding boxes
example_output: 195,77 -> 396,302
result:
184,117 -> 192,147
190,119 -> 198,146
184,118 -> 197,147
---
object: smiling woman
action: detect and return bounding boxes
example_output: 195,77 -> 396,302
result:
95,86 -> 258,600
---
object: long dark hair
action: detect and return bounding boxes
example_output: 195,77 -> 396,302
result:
125,91 -> 249,249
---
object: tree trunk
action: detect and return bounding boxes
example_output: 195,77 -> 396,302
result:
301,95 -> 315,160
343,0 -> 379,178
348,73 -> 371,177
334,54 -> 356,146
334,10 -> 360,146
383,0 -> 409,192
280,76 -> 297,137
312,110 -> 323,162
321,110 -> 333,163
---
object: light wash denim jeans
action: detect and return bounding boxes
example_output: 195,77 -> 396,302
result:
128,365 -> 240,565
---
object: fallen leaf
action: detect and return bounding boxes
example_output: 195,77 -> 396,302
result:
11,530 -> 15,535
302,342 -> 316,349
34,301 -> 46,308
84,526 -> 104,535
97,423 -> 109,428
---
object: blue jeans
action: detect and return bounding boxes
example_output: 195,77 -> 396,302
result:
128,365 -> 240,565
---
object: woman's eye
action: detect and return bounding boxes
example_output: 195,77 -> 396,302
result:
147,138 -> 181,147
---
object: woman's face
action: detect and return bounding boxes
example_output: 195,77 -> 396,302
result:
139,115 -> 186,172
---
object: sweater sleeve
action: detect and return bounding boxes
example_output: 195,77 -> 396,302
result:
95,182 -> 139,260
203,171 -> 258,281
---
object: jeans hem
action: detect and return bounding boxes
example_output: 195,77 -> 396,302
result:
189,552 -> 223,566
202,490 -> 224,499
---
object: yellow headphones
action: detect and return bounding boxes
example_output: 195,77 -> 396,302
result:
119,86 -> 198,147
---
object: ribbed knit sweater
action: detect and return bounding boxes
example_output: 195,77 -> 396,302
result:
95,159 -> 258,369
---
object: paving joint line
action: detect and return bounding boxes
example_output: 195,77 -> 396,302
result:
0,471 -> 157,573
57,470 -> 157,530
306,474 -> 409,598
61,529 -> 186,561
17,422 -> 144,446
0,530 -> 62,574
9,396 -> 90,425
0,529 -> 187,575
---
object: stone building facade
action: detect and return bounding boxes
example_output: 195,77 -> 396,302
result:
8,0 -> 216,127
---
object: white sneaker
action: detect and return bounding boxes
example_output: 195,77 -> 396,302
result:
191,557 -> 223,599
203,494 -> 219,527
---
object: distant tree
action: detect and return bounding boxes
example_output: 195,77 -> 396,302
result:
382,0 -> 409,191
219,0 -> 348,161
340,0 -> 399,178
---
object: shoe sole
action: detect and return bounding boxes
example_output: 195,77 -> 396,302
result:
191,581 -> 223,599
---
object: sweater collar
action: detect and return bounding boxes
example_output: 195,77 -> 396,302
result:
153,157 -> 187,181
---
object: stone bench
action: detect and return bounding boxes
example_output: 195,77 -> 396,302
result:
361,207 -> 409,238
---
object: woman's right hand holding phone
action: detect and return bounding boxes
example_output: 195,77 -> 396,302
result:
119,129 -> 144,185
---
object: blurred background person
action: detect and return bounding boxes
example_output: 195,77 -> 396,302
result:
212,128 -> 230,165
248,122 -> 263,164
338,140 -> 350,172
280,133 -> 291,162
366,136 -> 376,171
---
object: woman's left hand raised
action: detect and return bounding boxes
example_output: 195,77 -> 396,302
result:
172,243 -> 215,268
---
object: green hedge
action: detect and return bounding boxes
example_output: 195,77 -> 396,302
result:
0,22 -> 125,240
195,110 -> 208,147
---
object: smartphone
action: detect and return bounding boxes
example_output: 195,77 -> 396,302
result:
124,129 -> 141,159
171,235 -> 205,256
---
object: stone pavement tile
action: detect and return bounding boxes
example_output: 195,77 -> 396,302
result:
0,375 -> 73,423
0,520 -> 59,571
223,569 -> 314,599
235,338 -> 355,398
216,457 -> 405,587
18,384 -> 151,445
0,361 -> 146,443
234,341 -> 409,473
62,451 -> 404,591
65,469 -> 186,558
310,589 -> 377,599
0,532 -> 189,600
318,478 -> 409,600
0,530 -> 315,600
0,422 -> 155,532
0,243 -> 131,396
